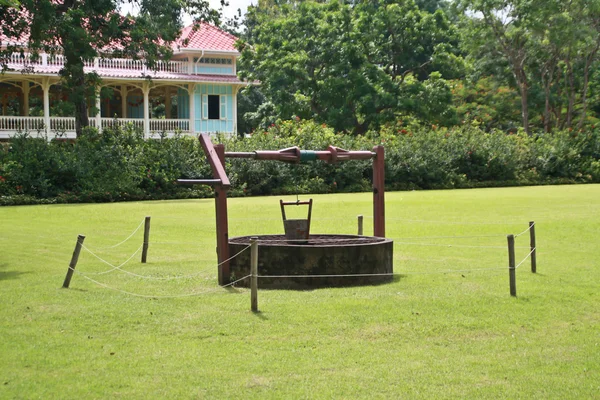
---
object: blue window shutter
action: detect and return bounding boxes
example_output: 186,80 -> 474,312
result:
220,95 -> 227,120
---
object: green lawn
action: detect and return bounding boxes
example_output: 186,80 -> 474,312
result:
1,185 -> 599,398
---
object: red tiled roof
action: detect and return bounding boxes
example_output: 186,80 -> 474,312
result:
175,22 -> 238,52
1,20 -> 238,54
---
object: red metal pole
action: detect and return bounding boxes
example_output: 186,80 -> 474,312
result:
214,144 -> 230,285
373,145 -> 385,237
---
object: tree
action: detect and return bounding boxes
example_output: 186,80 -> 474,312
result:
238,0 -> 461,134
0,0 -> 219,137
457,0 -> 600,134
457,0 -> 534,134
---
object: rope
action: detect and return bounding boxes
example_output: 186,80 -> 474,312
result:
514,222 -> 535,238
259,272 -> 394,278
80,244 -> 251,280
363,215 -> 526,225
72,270 -> 251,298
390,234 -> 504,240
81,244 -> 143,275
390,241 -> 520,249
88,219 -> 145,250
515,247 -> 536,269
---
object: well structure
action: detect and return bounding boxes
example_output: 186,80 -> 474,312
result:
229,234 -> 393,288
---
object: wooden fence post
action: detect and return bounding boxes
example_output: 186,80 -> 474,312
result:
63,234 -> 86,288
529,221 -> 537,273
141,216 -> 151,263
250,237 -> 258,312
357,215 -> 364,236
507,234 -> 516,297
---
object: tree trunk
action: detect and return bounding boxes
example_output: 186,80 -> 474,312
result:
520,82 -> 529,135
577,41 -> 600,129
565,56 -> 576,129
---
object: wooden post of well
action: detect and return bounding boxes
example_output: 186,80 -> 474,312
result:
529,221 -> 537,273
372,145 -> 385,238
63,234 -> 86,288
215,144 -> 231,286
141,216 -> 151,263
507,234 -> 516,297
357,215 -> 364,236
250,237 -> 258,312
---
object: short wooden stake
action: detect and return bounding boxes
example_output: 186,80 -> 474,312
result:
507,234 -> 516,297
357,215 -> 364,236
529,221 -> 537,273
141,216 -> 151,263
63,234 -> 86,288
250,237 -> 258,312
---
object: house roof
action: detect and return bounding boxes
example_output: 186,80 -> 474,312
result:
1,19 -> 238,54
176,22 -> 239,53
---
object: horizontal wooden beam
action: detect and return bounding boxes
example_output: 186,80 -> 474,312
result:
177,179 -> 222,186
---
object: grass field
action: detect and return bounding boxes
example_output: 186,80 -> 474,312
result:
1,185 -> 599,398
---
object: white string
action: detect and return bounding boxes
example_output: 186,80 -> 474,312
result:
87,219 -> 146,250
514,222 -> 535,238
81,244 -> 143,275
390,241 -> 517,249
259,272 -> 394,278
515,247 -> 536,269
363,216 -> 527,225
80,244 -> 251,280
390,234 -> 504,240
72,271 -> 251,298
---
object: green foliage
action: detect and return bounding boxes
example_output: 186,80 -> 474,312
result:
1,120 -> 600,205
238,0 -> 462,135
0,125 -> 213,203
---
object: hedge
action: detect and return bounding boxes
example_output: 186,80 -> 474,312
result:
1,120 -> 599,206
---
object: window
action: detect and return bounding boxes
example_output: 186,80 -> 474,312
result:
202,94 -> 227,120
208,95 -> 220,119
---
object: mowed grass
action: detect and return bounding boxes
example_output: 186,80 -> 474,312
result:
1,185 -> 599,399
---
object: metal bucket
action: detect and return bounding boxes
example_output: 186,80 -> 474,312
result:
280,199 -> 313,242
283,219 -> 310,240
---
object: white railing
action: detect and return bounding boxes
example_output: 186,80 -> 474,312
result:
100,118 -> 144,130
0,117 -> 194,139
150,119 -> 190,132
50,117 -> 76,131
0,116 -> 45,132
6,52 -> 194,75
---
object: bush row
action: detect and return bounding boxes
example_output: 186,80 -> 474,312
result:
1,121 -> 599,205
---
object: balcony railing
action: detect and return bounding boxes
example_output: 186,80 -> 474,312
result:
0,116 -> 192,139
0,116 -> 45,132
6,53 -> 193,75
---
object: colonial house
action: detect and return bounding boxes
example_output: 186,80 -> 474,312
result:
0,22 -> 247,139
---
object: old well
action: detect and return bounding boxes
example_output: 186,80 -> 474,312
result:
229,234 -> 393,289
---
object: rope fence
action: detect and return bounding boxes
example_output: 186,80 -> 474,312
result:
60,214 -> 540,309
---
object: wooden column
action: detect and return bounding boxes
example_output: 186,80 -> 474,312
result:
95,90 -> 101,132
188,83 -> 195,135
507,234 -> 516,297
121,85 -> 128,118
143,83 -> 150,138
164,87 -> 171,119
372,145 -> 385,237
42,78 -> 50,133
529,221 -> 537,273
23,82 -> 30,117
214,144 -> 230,285
63,235 -> 86,288
250,237 -> 258,312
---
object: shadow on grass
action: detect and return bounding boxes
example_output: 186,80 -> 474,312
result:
0,263 -> 30,281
